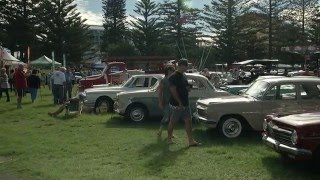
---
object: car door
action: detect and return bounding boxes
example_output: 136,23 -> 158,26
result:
298,83 -> 320,112
188,77 -> 210,112
262,83 -> 301,117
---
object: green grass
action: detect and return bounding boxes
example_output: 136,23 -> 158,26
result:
0,88 -> 320,179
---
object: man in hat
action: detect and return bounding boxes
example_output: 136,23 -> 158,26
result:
167,59 -> 201,147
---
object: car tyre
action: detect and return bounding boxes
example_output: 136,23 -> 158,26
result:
126,104 -> 147,122
94,97 -> 113,114
219,116 -> 243,138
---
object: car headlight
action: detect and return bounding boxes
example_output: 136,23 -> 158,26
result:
291,130 -> 298,145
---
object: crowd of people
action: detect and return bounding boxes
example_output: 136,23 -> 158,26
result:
0,64 -> 77,108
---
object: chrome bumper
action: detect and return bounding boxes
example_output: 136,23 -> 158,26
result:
193,112 -> 218,128
114,101 -> 125,115
262,134 -> 312,157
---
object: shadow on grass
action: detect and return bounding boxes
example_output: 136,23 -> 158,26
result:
105,115 -> 191,130
33,104 -> 56,108
139,138 -> 188,175
0,108 -> 17,114
262,156 -> 320,179
192,128 -> 262,147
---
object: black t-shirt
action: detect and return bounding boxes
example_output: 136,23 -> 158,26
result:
169,71 -> 189,106
27,75 -> 41,89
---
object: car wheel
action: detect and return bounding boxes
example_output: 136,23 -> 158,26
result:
127,105 -> 147,122
219,117 -> 243,138
94,97 -> 113,114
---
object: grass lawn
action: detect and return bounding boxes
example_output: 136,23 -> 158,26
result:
0,88 -> 320,179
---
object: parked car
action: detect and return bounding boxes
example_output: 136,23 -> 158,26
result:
195,76 -> 320,138
114,73 -> 229,122
83,74 -> 162,113
74,72 -> 82,83
262,112 -> 320,161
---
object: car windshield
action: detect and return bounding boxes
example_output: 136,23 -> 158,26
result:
243,80 -> 269,99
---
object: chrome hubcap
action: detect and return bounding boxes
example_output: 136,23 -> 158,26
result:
131,108 -> 144,121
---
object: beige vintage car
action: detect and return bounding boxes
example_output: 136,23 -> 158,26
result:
114,73 -> 229,122
195,76 -> 320,138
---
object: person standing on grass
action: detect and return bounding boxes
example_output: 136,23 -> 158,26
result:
8,69 -> 15,92
167,59 -> 201,147
14,64 -> 27,108
64,67 -> 75,100
27,69 -> 41,103
0,68 -> 10,102
51,67 -> 66,104
157,66 -> 175,137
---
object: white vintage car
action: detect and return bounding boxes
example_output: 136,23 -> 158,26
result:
114,73 -> 229,122
83,74 -> 163,113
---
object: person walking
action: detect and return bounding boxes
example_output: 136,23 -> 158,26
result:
157,66 -> 175,137
167,59 -> 201,147
51,67 -> 66,104
0,68 -> 10,102
14,64 -> 27,108
27,69 -> 41,103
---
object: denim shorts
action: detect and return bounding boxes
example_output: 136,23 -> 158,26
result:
170,104 -> 191,122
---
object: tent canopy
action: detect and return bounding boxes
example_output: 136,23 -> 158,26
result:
31,55 -> 61,66
0,48 -> 20,61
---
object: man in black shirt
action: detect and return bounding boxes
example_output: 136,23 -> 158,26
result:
168,59 -> 200,147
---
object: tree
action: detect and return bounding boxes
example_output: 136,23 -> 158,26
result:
287,0 -> 318,42
38,0 -> 90,63
159,0 -> 202,59
203,0 -> 251,65
309,7 -> 320,46
254,0 -> 290,59
130,0 -> 162,56
0,0 -> 41,61
102,0 -> 126,51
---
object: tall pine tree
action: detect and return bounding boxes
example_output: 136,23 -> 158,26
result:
102,0 -> 127,51
159,0 -> 201,59
203,0 -> 250,65
38,0 -> 90,63
130,0 -> 162,56
0,0 -> 41,61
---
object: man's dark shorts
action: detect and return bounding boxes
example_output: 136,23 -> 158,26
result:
17,88 -> 24,97
170,105 -> 191,122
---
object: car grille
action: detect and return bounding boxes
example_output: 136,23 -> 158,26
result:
268,124 -> 293,146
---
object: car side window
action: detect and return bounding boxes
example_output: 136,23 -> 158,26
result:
150,78 -> 158,87
187,78 -> 205,90
300,84 -> 320,99
264,86 -> 277,100
132,77 -> 148,87
279,84 -> 296,100
264,84 -> 296,100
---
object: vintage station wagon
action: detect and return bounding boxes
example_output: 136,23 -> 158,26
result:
195,76 -> 320,138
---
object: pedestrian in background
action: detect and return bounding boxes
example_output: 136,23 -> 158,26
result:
0,68 -> 10,102
27,69 -> 41,103
14,64 -> 27,108
8,69 -> 15,92
157,66 -> 175,137
51,67 -> 66,104
64,67 -> 75,100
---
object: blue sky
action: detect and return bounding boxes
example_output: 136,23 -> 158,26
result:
75,0 -> 210,25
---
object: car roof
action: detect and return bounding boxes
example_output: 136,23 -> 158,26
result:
261,76 -> 320,83
131,74 -> 164,78
185,73 -> 207,79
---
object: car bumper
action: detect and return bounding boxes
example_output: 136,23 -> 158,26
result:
83,100 -> 95,109
262,133 -> 312,159
114,101 -> 126,115
193,112 -> 218,128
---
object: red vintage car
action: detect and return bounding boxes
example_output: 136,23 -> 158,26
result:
262,112 -> 320,161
